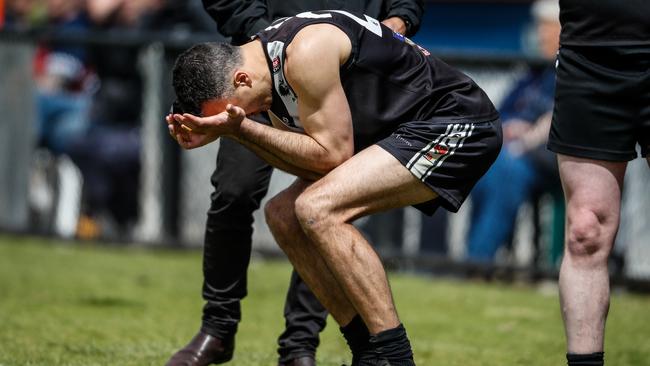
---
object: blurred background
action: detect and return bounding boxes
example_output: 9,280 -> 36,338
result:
1,0 -> 649,286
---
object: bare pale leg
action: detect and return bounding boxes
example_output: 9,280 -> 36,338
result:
557,154 -> 627,354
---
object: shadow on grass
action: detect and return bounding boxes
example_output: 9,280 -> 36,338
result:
77,296 -> 144,308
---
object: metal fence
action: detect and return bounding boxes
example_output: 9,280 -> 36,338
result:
1,30 -> 648,283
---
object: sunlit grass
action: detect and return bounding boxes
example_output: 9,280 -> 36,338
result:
0,234 -> 648,365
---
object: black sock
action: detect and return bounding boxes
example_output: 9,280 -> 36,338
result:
567,352 -> 604,366
368,324 -> 414,366
340,315 -> 370,363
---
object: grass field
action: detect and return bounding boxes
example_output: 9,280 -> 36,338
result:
0,234 -> 649,366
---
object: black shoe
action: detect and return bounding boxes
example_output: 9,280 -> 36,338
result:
165,331 -> 234,366
278,356 -> 316,366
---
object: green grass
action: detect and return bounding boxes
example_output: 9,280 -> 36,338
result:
0,234 -> 649,366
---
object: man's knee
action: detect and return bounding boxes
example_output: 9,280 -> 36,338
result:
264,194 -> 296,241
294,191 -> 336,238
566,207 -> 613,262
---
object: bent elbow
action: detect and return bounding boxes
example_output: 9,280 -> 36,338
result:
317,152 -> 352,174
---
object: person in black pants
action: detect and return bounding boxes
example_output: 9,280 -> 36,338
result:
165,2 -> 424,366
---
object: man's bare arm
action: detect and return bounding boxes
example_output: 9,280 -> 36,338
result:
217,25 -> 354,176
244,24 -> 354,174
173,25 -> 354,175
231,135 -> 323,181
170,108 -> 323,180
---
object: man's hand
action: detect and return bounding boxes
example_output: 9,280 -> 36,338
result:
166,104 -> 246,149
381,17 -> 407,35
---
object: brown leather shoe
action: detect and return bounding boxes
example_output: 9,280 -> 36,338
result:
165,331 -> 234,366
278,356 -> 316,366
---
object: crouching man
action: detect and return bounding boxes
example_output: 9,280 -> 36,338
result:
168,10 -> 501,366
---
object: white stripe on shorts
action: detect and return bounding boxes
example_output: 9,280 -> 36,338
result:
406,123 -> 475,181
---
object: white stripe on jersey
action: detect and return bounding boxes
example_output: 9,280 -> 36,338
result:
266,41 -> 303,130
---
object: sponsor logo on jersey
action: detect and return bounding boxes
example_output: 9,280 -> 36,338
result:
272,56 -> 281,73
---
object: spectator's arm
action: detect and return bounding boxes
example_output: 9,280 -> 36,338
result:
385,0 -> 425,36
522,111 -> 552,149
509,111 -> 552,155
201,0 -> 270,44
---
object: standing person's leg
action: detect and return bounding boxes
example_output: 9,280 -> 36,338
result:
167,137 -> 328,366
277,270 -> 328,366
201,137 -> 273,339
166,137 -> 272,366
206,138 -> 326,365
547,44 -> 650,366
557,155 -> 627,360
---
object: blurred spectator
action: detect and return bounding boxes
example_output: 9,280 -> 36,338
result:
4,0 -> 45,29
68,0 -> 211,239
465,0 -> 561,263
27,0 -> 95,237
34,0 -> 95,156
67,0 -> 163,239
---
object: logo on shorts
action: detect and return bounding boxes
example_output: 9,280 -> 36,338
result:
272,56 -> 281,73
433,144 -> 449,155
407,123 -> 475,181
394,134 -> 413,146
424,144 -> 448,161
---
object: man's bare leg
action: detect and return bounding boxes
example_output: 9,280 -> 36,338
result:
557,154 -> 627,355
265,179 -> 357,326
266,146 -> 436,332
292,145 -> 437,335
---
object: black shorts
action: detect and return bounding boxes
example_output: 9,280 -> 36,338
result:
548,45 -> 650,161
377,118 -> 502,215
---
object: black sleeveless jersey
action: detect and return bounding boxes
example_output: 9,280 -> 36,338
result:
560,0 -> 650,46
254,10 -> 498,151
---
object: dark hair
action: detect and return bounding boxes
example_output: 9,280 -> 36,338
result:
172,42 -> 243,115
